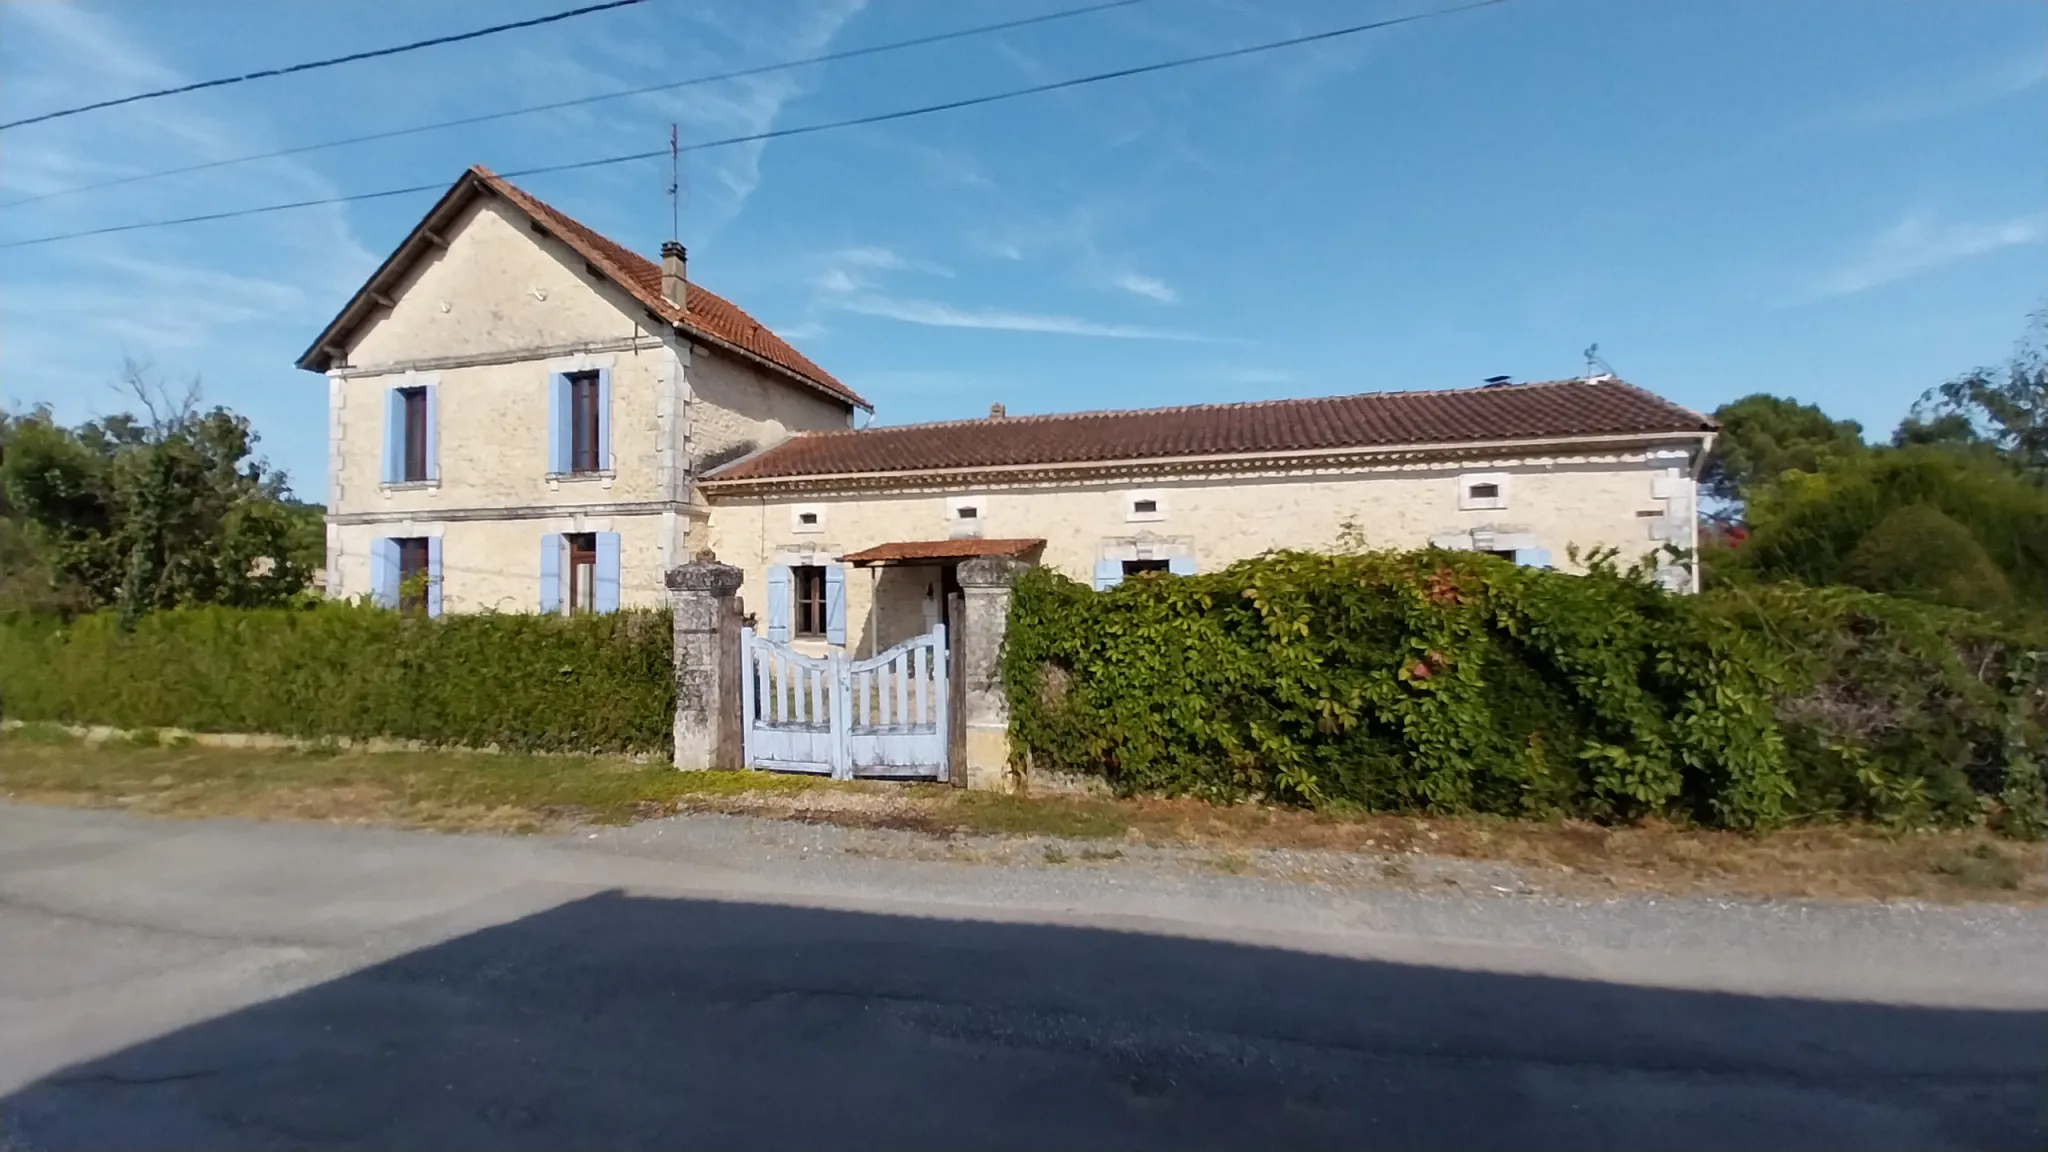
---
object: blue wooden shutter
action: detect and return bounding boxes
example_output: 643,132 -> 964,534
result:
1092,559 -> 1123,591
426,536 -> 444,618
825,564 -> 847,645
595,368 -> 613,473
765,565 -> 793,642
1167,556 -> 1197,577
539,534 -> 562,614
422,383 -> 440,481
370,538 -> 399,608
381,389 -> 403,483
1515,548 -> 1552,569
594,532 -> 621,613
546,373 -> 570,474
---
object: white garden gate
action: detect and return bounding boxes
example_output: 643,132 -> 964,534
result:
739,626 -> 949,780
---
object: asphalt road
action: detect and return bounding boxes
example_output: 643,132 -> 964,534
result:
1,802 -> 2044,1151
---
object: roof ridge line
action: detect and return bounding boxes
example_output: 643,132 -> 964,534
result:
782,377 -> 1626,438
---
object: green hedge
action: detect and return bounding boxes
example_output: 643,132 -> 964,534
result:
1005,551 -> 2048,836
0,603 -> 674,755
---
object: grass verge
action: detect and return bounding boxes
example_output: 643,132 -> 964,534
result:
3,724 -> 2042,902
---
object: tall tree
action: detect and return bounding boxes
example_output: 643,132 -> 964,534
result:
0,360 -> 312,620
1896,312 -> 2048,476
1700,394 -> 1866,506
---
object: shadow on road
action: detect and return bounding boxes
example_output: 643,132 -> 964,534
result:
5,890 -> 2043,1150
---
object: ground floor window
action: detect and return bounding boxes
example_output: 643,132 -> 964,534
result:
566,532 -> 597,614
792,564 -> 827,637
1121,559 -> 1171,577
396,537 -> 431,613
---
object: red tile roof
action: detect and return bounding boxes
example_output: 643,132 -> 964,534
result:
839,538 -> 1047,566
703,378 -> 1715,483
472,168 -> 865,409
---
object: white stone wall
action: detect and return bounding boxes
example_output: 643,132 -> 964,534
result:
320,191 -> 853,610
704,449 -> 1703,655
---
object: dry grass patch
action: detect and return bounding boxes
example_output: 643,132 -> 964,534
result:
4,726 -> 2041,902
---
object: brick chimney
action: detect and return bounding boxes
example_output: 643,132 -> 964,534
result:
989,402 -> 1005,419
660,241 -> 687,311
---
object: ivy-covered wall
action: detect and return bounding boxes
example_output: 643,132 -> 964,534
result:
0,604 -> 674,755
1004,551 -> 2047,836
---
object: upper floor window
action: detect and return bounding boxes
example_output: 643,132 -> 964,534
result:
382,381 -> 435,485
399,387 -> 429,482
1459,472 -> 1510,511
569,371 -> 602,474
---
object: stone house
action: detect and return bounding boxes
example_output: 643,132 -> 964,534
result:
304,167 -> 1718,639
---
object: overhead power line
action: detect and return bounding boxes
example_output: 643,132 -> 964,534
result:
0,0 -> 651,132
5,0 -> 1151,209
1,0 -> 1506,251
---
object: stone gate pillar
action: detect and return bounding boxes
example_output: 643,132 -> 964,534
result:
955,555 -> 1025,792
666,556 -> 743,771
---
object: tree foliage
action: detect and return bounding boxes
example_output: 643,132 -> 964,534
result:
1896,312 -> 2048,476
0,362 -> 314,620
1728,445 -> 2048,606
1701,393 -> 1866,505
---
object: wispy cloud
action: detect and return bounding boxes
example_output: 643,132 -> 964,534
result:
837,295 -> 1213,341
1110,271 -> 1178,304
1826,54 -> 2048,130
1803,211 -> 2048,302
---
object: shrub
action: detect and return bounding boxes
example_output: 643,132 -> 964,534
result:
1841,503 -> 2011,610
1005,550 -> 2046,835
0,603 -> 673,755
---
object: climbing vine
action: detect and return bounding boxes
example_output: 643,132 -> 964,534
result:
1005,550 -> 2046,836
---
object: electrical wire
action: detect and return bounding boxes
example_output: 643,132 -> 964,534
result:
0,0 -> 651,132
3,0 -> 1153,209
1,0 -> 1506,250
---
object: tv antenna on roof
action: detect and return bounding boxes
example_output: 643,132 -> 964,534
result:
667,123 -> 681,242
1583,343 -> 1617,380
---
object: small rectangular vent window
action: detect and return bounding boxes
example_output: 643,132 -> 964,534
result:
1468,483 -> 1499,500
957,506 -> 979,520
1132,499 -> 1158,514
798,512 -> 819,526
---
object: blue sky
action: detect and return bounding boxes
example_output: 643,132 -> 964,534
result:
2,0 -> 2042,504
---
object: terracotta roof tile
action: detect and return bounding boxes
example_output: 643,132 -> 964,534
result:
473,167 -> 867,410
839,538 -> 1047,566
703,378 -> 1715,483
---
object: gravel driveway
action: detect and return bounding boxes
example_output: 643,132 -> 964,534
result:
1,802 -> 2044,1150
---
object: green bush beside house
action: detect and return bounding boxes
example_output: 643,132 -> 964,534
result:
1003,551 -> 2048,838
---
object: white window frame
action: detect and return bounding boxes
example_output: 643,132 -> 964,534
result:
791,503 -> 826,535
1458,472 -> 1510,512
1125,489 -> 1166,523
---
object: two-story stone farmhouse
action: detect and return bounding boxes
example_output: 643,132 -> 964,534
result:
303,166 -> 1717,652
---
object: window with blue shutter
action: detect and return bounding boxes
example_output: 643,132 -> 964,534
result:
547,373 -> 571,474
825,564 -> 847,645
370,538 -> 398,608
594,368 -> 612,473
765,565 -> 793,642
381,390 -> 403,483
1092,559 -> 1124,591
539,534 -> 563,614
1515,548 -> 1553,569
594,532 -> 621,613
421,383 -> 439,481
426,537 -> 444,618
